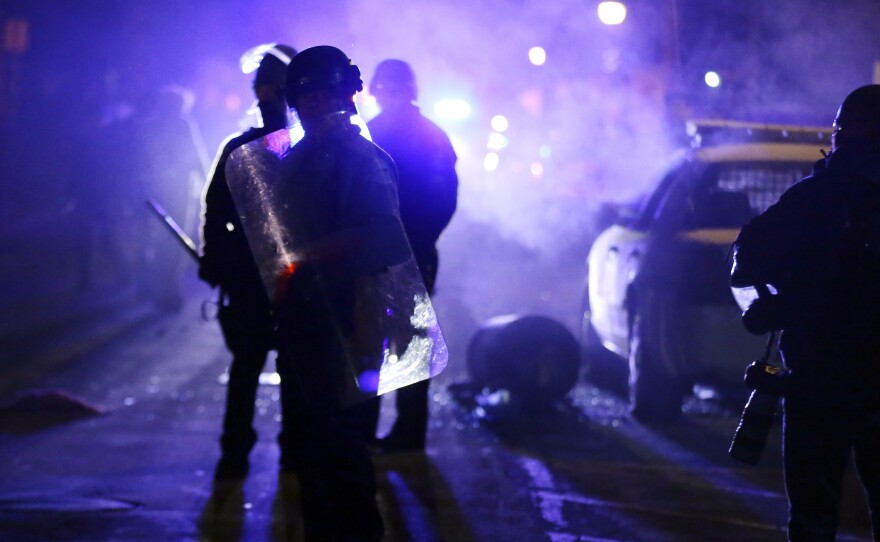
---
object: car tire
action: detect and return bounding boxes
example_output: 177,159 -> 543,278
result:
627,310 -> 685,422
579,289 -> 628,396
581,321 -> 628,397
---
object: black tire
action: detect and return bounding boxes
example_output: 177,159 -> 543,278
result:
467,314 -> 580,407
579,289 -> 628,396
628,311 -> 685,422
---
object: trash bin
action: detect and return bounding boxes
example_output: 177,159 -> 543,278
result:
466,314 -> 580,406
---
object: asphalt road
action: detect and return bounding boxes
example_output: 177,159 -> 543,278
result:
0,281 -> 873,542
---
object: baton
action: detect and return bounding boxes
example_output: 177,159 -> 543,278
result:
145,198 -> 200,262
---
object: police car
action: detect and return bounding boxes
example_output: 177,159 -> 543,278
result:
582,120 -> 832,421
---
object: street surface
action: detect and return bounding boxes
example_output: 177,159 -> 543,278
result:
0,274 -> 873,542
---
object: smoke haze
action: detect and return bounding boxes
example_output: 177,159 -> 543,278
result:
1,0 -> 878,373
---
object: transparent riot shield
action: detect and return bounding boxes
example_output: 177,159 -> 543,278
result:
224,115 -> 447,407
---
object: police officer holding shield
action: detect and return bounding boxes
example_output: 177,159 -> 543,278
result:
273,44 -> 423,542
732,85 -> 880,541
219,44 -> 421,541
366,59 -> 458,453
198,43 -> 296,480
221,43 -> 448,540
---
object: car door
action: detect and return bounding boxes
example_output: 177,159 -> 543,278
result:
588,170 -> 682,356
588,223 -> 645,356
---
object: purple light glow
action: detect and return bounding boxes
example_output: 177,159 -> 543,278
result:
491,115 -> 509,132
5,1 -> 879,410
433,98 -> 472,121
597,2 -> 627,25
263,129 -> 291,158
528,46 -> 547,66
358,370 -> 380,393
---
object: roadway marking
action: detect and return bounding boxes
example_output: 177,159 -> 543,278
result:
540,491 -> 871,542
519,456 -> 788,539
520,457 -> 567,528
533,489 -> 783,532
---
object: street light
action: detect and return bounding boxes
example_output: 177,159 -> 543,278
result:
597,1 -> 627,25
704,71 -> 721,88
528,46 -> 546,66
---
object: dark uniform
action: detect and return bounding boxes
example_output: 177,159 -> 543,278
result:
732,85 -> 880,542
254,45 -> 405,542
273,119 -> 405,542
200,125 -> 281,473
368,103 -> 458,291
198,44 -> 295,479
366,59 -> 458,452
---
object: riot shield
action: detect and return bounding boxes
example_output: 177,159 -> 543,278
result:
224,115 -> 447,407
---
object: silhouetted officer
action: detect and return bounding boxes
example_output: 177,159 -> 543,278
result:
366,59 -> 458,453
270,45 -> 409,542
198,43 -> 296,479
732,85 -> 880,542
136,86 -> 205,312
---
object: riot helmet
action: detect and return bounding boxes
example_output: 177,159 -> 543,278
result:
284,46 -> 363,114
239,43 -> 297,87
369,59 -> 417,104
240,43 -> 297,129
255,45 -> 297,87
832,84 -> 880,151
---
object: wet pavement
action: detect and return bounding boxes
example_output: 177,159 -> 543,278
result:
0,270 -> 875,541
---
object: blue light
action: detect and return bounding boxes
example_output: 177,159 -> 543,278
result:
358,370 -> 380,393
433,99 -> 472,121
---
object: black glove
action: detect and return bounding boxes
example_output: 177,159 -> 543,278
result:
742,294 -> 787,335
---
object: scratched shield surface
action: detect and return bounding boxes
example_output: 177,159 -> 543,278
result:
224,122 -> 448,407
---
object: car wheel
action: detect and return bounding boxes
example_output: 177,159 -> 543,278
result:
580,291 -> 627,396
628,310 -> 685,422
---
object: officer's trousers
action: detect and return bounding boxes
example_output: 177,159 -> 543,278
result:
275,285 -> 384,542
217,291 -> 278,463
783,410 -> 880,541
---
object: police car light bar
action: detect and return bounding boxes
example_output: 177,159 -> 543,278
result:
686,119 -> 832,149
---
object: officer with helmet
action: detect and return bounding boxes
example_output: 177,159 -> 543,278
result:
267,45 -> 411,542
731,85 -> 880,541
366,59 -> 458,453
198,43 -> 296,480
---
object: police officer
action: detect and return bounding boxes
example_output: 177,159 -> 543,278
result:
198,43 -> 296,479
366,59 -> 458,453
732,85 -> 880,541
268,45 -> 410,542
136,86 -> 206,312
